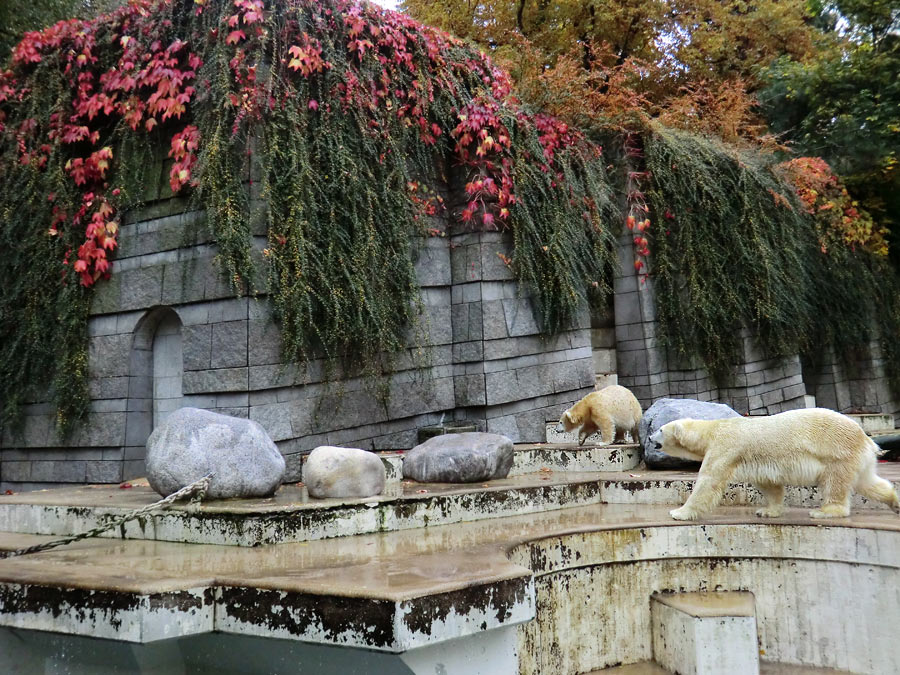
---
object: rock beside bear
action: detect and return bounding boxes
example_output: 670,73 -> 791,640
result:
146,407 -> 285,499
639,398 -> 740,469
403,432 -> 514,483
558,385 -> 642,446
302,446 -> 386,499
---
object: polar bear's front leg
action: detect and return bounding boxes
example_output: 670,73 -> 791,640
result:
578,422 -> 598,446
754,483 -> 785,518
669,457 -> 735,521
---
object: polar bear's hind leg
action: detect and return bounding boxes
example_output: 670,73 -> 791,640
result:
810,469 -> 852,518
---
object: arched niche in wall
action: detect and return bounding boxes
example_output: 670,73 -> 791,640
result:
125,307 -> 184,473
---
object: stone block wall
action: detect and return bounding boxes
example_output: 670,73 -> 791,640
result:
613,230 -> 809,416
0,167 -> 594,489
612,229 -> 896,419
805,343 -> 899,421
448,230 -> 596,443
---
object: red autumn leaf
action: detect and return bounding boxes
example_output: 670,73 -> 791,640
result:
226,30 -> 246,45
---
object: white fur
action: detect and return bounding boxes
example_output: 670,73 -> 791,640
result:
559,385 -> 643,446
649,408 -> 900,521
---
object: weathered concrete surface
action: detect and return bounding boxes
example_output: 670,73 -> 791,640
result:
586,663 -> 850,674
847,413 -> 894,435
513,521 -> 900,675
510,443 -> 641,475
651,592 -> 759,675
0,504 -> 898,665
0,472 -> 606,546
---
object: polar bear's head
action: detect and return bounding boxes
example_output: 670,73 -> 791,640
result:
557,408 -> 579,432
649,419 -> 707,461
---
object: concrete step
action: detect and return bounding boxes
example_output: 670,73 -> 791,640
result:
586,662 -> 853,674
378,443 -> 641,484
598,464 -> 900,511
651,591 -> 759,675
846,413 -> 894,435
545,421 -> 638,445
511,443 -> 640,475
0,471 -> 610,547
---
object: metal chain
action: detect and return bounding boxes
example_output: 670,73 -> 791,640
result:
0,473 -> 213,559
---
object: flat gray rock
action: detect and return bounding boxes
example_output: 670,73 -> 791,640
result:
302,446 -> 386,499
639,398 -> 741,469
402,432 -> 514,483
146,407 -> 285,499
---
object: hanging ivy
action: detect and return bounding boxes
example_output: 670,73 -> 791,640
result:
0,0 -> 617,432
644,124 -> 900,390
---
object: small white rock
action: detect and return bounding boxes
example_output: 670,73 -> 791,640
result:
302,446 -> 386,499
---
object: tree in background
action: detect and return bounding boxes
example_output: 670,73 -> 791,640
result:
761,0 -> 900,248
401,0 -> 900,390
400,0 -> 818,105
0,0 -> 121,61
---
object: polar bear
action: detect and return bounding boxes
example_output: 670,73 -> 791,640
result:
557,385 -> 642,446
649,408 -> 900,520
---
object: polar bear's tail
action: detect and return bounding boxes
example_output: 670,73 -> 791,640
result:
856,443 -> 900,514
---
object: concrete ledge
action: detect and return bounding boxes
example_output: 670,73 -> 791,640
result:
510,443 -> 640,475
598,464 -> 900,511
545,422 -> 639,445
1,508 -> 898,660
847,413 -> 894,435
652,590 -> 756,618
0,473 -> 604,546
651,592 -> 759,675
0,582 -> 213,642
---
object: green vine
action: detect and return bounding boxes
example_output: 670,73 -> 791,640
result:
0,0 -> 617,432
645,124 -> 900,392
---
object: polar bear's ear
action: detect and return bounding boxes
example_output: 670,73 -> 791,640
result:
669,420 -> 686,443
564,411 -> 574,423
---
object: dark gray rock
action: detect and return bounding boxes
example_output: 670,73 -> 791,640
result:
146,407 -> 285,498
302,446 -> 385,499
639,398 -> 741,469
402,432 -> 514,483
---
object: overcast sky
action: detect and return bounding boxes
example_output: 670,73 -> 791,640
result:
371,0 -> 400,10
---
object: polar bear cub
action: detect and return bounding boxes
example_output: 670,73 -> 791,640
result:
649,408 -> 900,520
558,385 -> 642,446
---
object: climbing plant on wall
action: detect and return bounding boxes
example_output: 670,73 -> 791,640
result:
0,0 -> 617,433
644,125 -> 900,388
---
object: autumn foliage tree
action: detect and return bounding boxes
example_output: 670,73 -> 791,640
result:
403,0 -> 900,391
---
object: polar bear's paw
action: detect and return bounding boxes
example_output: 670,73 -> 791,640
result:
755,507 -> 784,518
809,506 -> 850,519
669,507 -> 700,521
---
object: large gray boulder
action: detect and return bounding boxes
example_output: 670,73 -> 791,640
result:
640,398 -> 741,469
403,432 -> 514,483
146,407 -> 285,499
302,446 -> 386,499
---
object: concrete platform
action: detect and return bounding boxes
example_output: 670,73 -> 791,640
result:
651,592 -> 759,674
0,505 -> 897,670
381,442 -> 641,483
1,458 -> 897,547
599,463 -> 900,511
0,471 -> 609,546
591,663 -> 852,674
